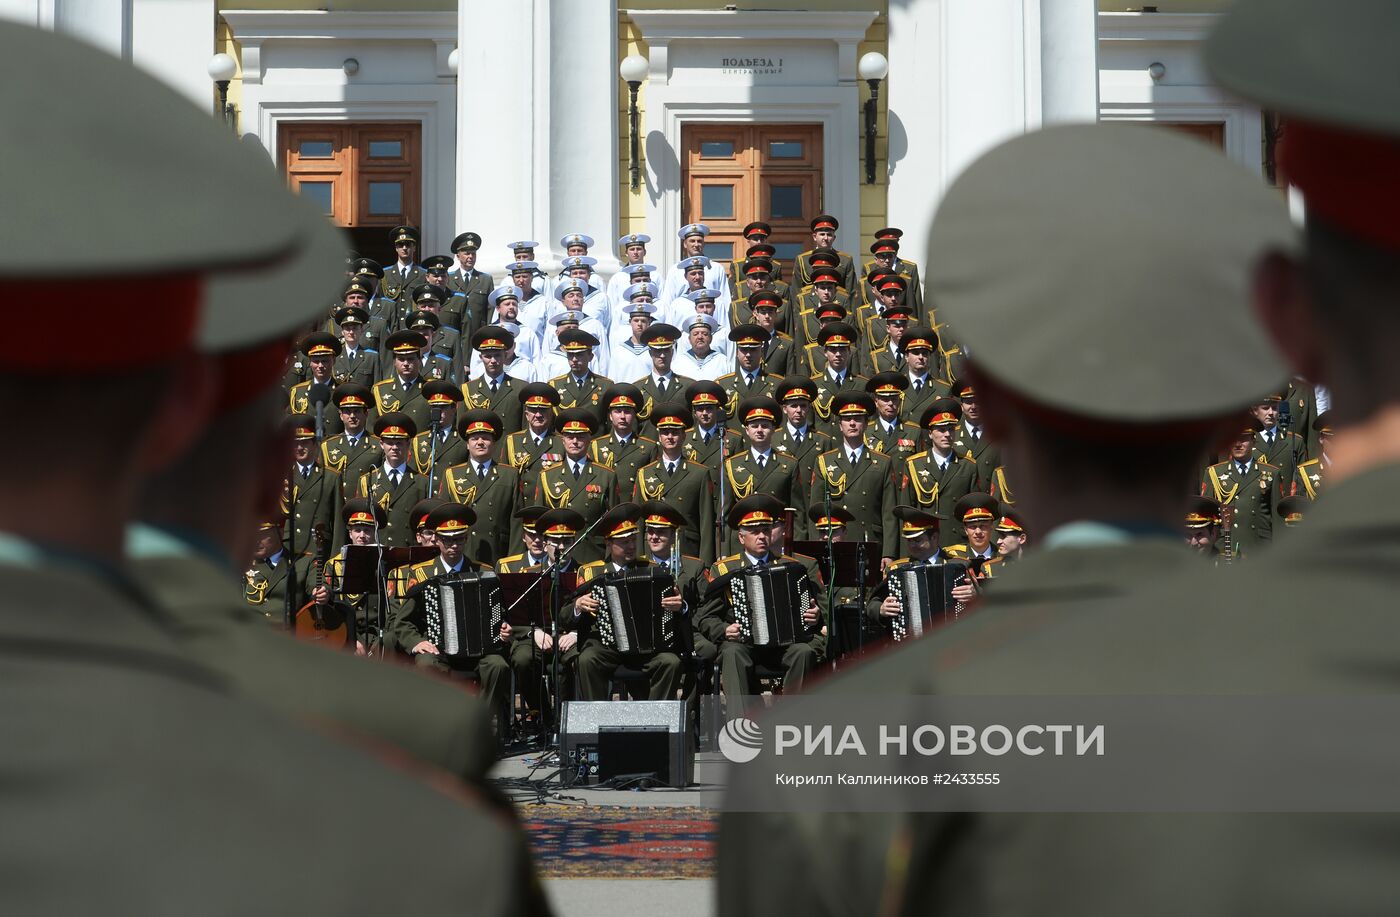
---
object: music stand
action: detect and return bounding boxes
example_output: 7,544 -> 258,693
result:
791,539 -> 882,662
340,545 -> 437,656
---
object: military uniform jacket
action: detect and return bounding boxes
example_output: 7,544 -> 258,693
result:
441,460 -> 523,568
718,369 -> 778,421
811,447 -> 898,556
287,463 -> 343,557
590,434 -> 657,498
288,380 -> 344,435
759,332 -> 796,377
866,420 -> 925,464
810,370 -> 870,428
550,371 -> 613,422
1281,377 -> 1321,458
729,280 -> 794,333
504,428 -> 564,475
243,552 -> 314,619
790,249 -> 858,300
900,373 -> 952,421
358,464 -> 431,548
949,422 -> 999,491
772,425 -> 834,502
1202,459 -> 1280,554
463,374 -> 527,435
684,425 -> 744,468
635,373 -> 696,426
412,428 -> 468,486
417,351 -> 456,385
321,432 -> 380,500
379,262 -> 428,310
865,341 -> 905,377
791,289 -> 854,348
1255,427 -> 1307,489
859,256 -> 925,319
334,346 -> 380,388
447,268 -> 494,332
372,376 -> 431,431
531,459 -> 617,563
1292,457 -> 1327,500
695,551 -> 826,646
634,456 -> 718,565
898,450 -> 980,548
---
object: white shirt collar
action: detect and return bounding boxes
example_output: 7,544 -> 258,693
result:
384,461 -> 408,476
750,447 -> 773,462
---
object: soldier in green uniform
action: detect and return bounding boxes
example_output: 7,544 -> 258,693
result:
530,408 -> 617,563
1252,391 -> 1308,486
1281,375 -> 1323,458
372,329 -> 432,429
550,328 -> 612,422
637,500 -> 712,712
940,493 -> 1003,578
1184,494 -> 1223,559
1291,412 -> 1333,500
313,499 -> 391,652
287,332 -> 343,434
634,322 -> 695,430
791,214 -> 858,301
809,321 -> 870,432
860,228 -> 925,320
357,412 -> 430,547
718,120 -> 1296,917
633,403 -> 717,564
503,382 -> 565,473
590,383 -> 657,497
411,380 -> 466,487
242,516 -> 314,617
441,408 -> 523,568
863,301 -> 916,375
1201,419 -> 1281,557
405,308 -> 457,383
717,323 -> 777,419
378,224 -> 427,326
447,231 -> 493,332
696,494 -> 826,713
464,324 -> 527,435
808,392 -> 897,556
393,504 -> 513,720
717,397 -> 801,555
286,415 -> 343,557
896,398 -> 980,548
865,372 -> 924,458
569,504 -> 685,701
747,288 -> 796,376
897,326 -> 951,420
684,380 -> 744,466
320,383 -> 380,496
793,266 -> 850,352
863,505 -> 973,641
730,257 -> 790,333
331,304 -> 381,386
771,376 -> 835,497
993,504 -> 1029,563
947,377 -> 999,490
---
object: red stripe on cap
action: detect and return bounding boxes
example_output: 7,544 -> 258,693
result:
1279,119 -> 1400,251
212,337 -> 294,414
13,274 -> 202,371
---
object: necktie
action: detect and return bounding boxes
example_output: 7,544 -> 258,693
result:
849,451 -> 860,466
1266,430 -> 1275,444
477,464 -> 487,480
794,431 -> 804,445
971,426 -> 981,440
490,379 -> 499,393
666,462 -> 676,477
573,463 -> 583,480
914,378 -> 923,392
757,454 -> 767,470
1237,462 -> 1249,476
703,432 -> 712,445
389,469 -> 401,487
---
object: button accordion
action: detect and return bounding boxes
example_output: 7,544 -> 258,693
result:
730,561 -> 812,647
887,561 -> 969,642
419,572 -> 504,657
590,566 -> 678,654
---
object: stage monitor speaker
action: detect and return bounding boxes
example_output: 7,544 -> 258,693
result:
560,700 -> 693,788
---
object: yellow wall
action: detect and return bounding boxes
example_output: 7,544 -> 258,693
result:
617,2 -> 889,246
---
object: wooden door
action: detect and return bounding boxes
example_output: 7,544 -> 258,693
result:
1159,121 -> 1226,148
281,122 -> 421,263
682,124 -> 823,269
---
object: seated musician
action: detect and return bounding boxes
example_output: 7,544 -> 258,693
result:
536,507 -> 588,704
496,505 -> 555,719
569,503 -> 684,702
310,498 -> 387,655
394,503 -> 512,715
697,494 -> 825,713
943,493 -> 1002,579
1185,495 -> 1223,558
869,505 -> 977,635
639,500 -> 707,707
383,498 -> 443,616
242,515 -> 314,617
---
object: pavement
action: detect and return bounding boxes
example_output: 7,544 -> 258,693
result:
492,749 -> 729,808
543,879 -> 714,917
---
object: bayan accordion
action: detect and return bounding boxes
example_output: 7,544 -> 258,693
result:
421,572 -> 504,657
590,567 -> 678,654
730,562 -> 812,647
888,561 -> 969,642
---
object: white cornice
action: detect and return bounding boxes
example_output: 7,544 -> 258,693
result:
624,9 -> 879,84
1098,11 -> 1220,42
222,10 -> 458,83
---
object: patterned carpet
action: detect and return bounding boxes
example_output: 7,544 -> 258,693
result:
521,805 -> 716,878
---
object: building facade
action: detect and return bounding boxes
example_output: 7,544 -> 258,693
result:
3,0 -> 1264,275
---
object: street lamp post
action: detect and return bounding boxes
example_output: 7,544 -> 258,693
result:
620,54 -> 648,192
207,52 -> 237,130
858,51 -> 889,185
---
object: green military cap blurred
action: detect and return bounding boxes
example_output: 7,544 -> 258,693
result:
343,498 -> 387,529
458,408 -> 504,440
831,391 -> 876,417
1206,0 -> 1400,137
927,123 -> 1295,424
1185,495 -> 1221,530
409,499 -> 445,533
954,493 -> 999,526
299,332 -> 341,358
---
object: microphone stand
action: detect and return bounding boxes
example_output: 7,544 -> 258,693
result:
716,403 -> 730,556
822,458 -> 838,668
427,406 -> 443,496
503,512 -> 606,749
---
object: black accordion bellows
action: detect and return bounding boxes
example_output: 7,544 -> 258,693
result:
729,562 -> 811,647
590,566 -> 677,654
421,572 -> 504,657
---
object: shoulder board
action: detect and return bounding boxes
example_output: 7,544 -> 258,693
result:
291,380 -> 309,392
682,554 -> 702,564
776,332 -> 793,342
943,545 -> 971,559
888,557 -> 912,568
548,373 -> 569,384
409,559 -> 437,574
797,249 -> 815,259
541,460 -> 565,472
717,372 -> 737,383
498,552 -> 526,566
868,446 -> 891,459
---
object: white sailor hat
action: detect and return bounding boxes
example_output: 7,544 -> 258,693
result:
553,279 -> 589,301
508,260 -> 540,273
685,288 -> 720,304
680,314 -> 720,332
623,263 -> 658,276
507,240 -> 539,252
561,255 -> 598,270
549,310 -> 587,327
678,223 -> 710,240
622,300 -> 658,317
679,256 -> 712,271
624,282 -> 660,302
560,233 -> 595,249
617,233 -> 652,249
488,284 -> 524,308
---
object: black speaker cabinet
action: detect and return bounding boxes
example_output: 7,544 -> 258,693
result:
560,700 -> 693,788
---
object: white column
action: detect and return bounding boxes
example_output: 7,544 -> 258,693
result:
130,0 -> 215,107
1039,0 -> 1099,125
542,0 -> 618,272
457,0 -> 540,274
53,0 -> 128,59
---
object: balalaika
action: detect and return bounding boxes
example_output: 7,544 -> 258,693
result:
589,566 -> 677,654
888,561 -> 970,642
420,572 -> 504,657
730,561 -> 812,647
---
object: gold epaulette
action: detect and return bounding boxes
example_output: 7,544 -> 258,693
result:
496,552 -> 526,573
540,460 -> 565,472
712,553 -> 745,576
577,560 -> 607,583
943,544 -> 972,560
